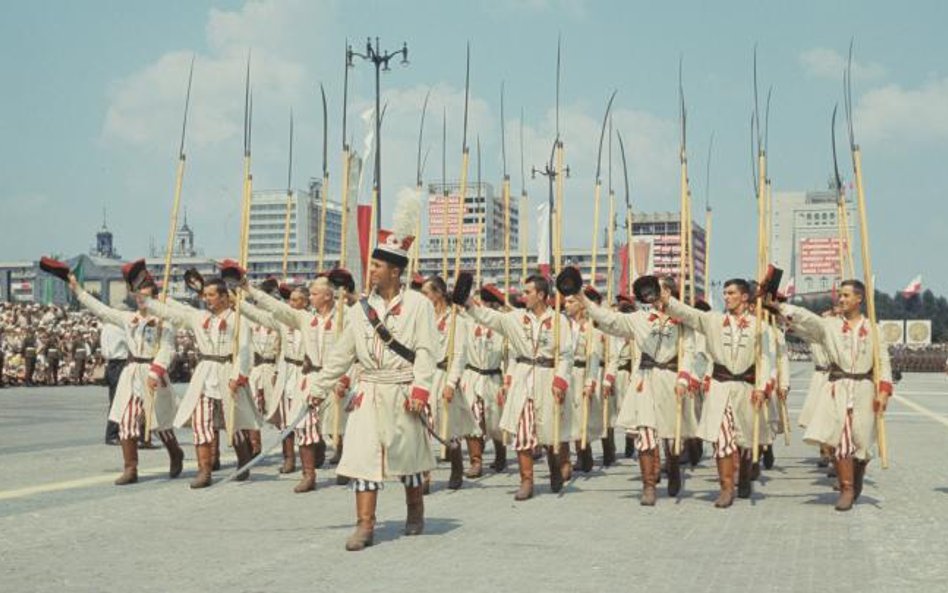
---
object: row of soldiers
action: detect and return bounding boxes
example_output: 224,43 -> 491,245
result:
43,210 -> 893,552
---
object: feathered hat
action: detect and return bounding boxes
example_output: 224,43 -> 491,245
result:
372,188 -> 419,270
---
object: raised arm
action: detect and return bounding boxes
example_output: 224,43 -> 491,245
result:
239,299 -> 281,331
777,303 -> 827,344
465,302 -> 510,338
245,284 -> 304,329
73,285 -> 132,328
144,296 -> 196,329
582,295 -> 635,339
664,297 -> 711,335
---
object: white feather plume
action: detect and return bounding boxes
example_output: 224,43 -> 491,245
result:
393,187 -> 421,239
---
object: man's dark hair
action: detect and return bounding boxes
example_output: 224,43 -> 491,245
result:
840,279 -> 866,299
724,278 -> 751,295
525,274 -> 551,299
660,276 -> 678,295
423,275 -> 448,297
204,277 -> 229,297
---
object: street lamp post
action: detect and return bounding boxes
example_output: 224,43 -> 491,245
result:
532,139 -> 569,270
347,37 -> 408,223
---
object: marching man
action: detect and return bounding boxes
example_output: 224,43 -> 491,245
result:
145,268 -> 261,489
772,280 -> 893,511
464,274 -> 573,501
564,289 -> 603,474
305,197 -> 439,551
68,265 -> 183,485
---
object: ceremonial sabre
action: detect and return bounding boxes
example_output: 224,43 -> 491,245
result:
674,60 -> 688,457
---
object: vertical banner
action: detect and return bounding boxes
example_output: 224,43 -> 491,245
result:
537,202 -> 550,276
357,205 -> 372,281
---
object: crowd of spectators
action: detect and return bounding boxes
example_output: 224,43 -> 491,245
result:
0,302 -> 199,387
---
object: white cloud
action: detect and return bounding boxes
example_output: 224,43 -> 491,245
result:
854,77 -> 948,146
799,47 -> 886,82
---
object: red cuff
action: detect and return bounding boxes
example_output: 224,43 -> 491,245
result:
676,371 -> 691,384
688,377 -> 700,391
552,376 -> 568,392
504,375 -> 512,388
604,373 -> 615,385
149,364 -> 167,378
338,375 -> 351,389
410,386 -> 429,405
879,381 -> 893,396
234,375 -> 249,387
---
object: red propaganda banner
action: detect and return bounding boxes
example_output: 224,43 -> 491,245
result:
357,205 -> 372,279
428,195 -> 478,236
799,237 -> 843,276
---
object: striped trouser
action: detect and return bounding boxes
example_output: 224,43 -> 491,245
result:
190,396 -> 241,446
635,427 -> 658,452
352,473 -> 424,492
712,405 -> 738,459
118,395 -> 144,441
513,400 -> 538,451
472,396 -> 486,435
835,405 -> 855,460
254,389 -> 267,415
295,404 -> 321,446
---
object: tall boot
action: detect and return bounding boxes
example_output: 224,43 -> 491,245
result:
834,457 -> 855,511
465,437 -> 484,478
737,449 -> 753,499
547,445 -> 564,493
572,441 -> 584,473
404,484 -> 425,535
713,452 -> 736,508
638,448 -> 657,506
294,444 -> 316,493
581,442 -> 594,473
190,444 -> 213,489
279,436 -> 296,474
624,434 -> 636,459
211,431 -> 221,471
559,442 -> 573,483
328,437 -> 343,465
514,450 -> 534,501
248,429 -> 262,457
490,438 -> 507,472
817,445 -> 831,468
234,433 -> 253,482
687,438 -> 703,468
762,444 -> 775,470
345,491 -> 377,551
447,445 -> 464,489
114,439 -> 139,485
853,458 -> 869,501
158,431 -> 184,479
602,428 -> 617,467
314,440 -> 327,469
665,442 -> 682,497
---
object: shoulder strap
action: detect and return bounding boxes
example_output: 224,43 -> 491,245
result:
359,297 -> 416,364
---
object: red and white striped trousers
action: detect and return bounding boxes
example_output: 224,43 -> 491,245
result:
118,395 -> 144,441
635,427 -> 658,453
712,405 -> 738,459
191,395 -> 235,445
513,400 -> 538,451
295,404 -> 321,446
835,406 -> 855,460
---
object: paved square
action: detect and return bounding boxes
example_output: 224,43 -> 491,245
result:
2,363 -> 946,593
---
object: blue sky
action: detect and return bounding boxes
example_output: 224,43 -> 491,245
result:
1,0 -> 946,294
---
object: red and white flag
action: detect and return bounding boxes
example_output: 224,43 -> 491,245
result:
902,274 -> 922,298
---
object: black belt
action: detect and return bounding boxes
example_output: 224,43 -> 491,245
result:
128,356 -> 153,365
573,360 -> 586,369
198,354 -> 232,364
283,356 -> 304,367
515,356 -> 555,368
814,365 -> 830,373
618,361 -> 633,373
436,359 -> 448,371
638,353 -> 678,372
254,354 -> 277,365
711,363 -> 756,384
107,358 -> 128,364
465,364 -> 502,376
827,364 -> 873,382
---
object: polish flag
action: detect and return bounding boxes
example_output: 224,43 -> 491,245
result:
902,275 -> 922,298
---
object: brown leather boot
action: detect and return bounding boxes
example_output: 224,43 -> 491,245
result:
547,445 -> 564,493
465,437 -> 484,478
422,471 -> 431,495
114,439 -> 139,485
159,431 -> 184,479
345,491 -> 377,551
314,440 -> 327,469
233,433 -> 253,482
190,444 -> 213,489
248,429 -> 262,457
559,442 -> 573,482
211,432 -> 221,471
514,450 -> 534,501
572,440 -> 584,473
853,458 -> 869,501
404,484 -> 425,535
713,453 -> 736,508
737,449 -> 753,499
834,457 -> 855,511
665,442 -> 682,497
279,436 -> 296,474
602,428 -> 617,467
490,439 -> 507,472
639,448 -> 657,506
447,445 -> 464,489
294,444 -> 317,493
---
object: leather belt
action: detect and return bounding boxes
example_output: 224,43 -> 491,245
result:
814,365 -> 830,373
128,356 -> 153,365
436,358 -> 449,371
254,354 -> 277,366
711,363 -> 756,384
198,354 -> 232,364
638,352 -> 678,372
827,364 -> 873,382
617,361 -> 633,373
573,360 -> 586,369
466,364 -> 502,376
515,356 -> 555,368
283,356 -> 304,367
